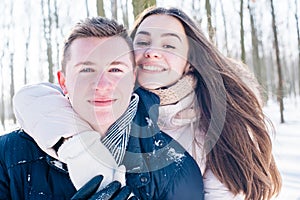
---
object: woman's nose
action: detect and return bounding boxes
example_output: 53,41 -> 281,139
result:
144,47 -> 162,59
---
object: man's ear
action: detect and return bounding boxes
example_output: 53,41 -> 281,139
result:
57,71 -> 68,94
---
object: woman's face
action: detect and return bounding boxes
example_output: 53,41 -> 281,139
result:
133,14 -> 190,90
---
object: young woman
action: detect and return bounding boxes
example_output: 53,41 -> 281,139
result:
130,7 -> 281,200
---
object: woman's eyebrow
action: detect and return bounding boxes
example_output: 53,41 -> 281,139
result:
136,30 -> 182,42
136,31 -> 150,36
161,33 -> 182,42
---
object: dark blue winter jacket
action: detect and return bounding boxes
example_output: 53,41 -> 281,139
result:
0,88 -> 204,200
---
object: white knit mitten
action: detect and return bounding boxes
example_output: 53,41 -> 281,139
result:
57,131 -> 126,190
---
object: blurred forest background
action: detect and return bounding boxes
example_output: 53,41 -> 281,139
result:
1,0 -> 299,132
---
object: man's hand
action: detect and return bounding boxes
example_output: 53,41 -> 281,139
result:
71,175 -> 138,200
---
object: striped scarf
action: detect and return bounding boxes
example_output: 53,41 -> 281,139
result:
101,93 -> 139,165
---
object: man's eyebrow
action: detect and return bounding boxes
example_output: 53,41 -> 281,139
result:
110,61 -> 130,68
74,61 -> 95,67
161,33 -> 182,42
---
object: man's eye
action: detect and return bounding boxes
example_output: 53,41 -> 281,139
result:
80,68 -> 94,72
108,68 -> 123,73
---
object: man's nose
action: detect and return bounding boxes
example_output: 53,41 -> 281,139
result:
144,47 -> 162,59
95,73 -> 113,90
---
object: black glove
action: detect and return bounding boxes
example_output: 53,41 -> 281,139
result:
71,175 -> 138,200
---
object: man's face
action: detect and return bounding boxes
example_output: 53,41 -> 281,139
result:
58,36 -> 135,135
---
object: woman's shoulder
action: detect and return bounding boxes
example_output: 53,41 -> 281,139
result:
203,169 -> 245,200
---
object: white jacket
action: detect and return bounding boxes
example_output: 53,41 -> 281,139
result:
157,92 -> 245,200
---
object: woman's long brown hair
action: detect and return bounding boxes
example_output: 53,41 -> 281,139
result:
131,7 -> 282,200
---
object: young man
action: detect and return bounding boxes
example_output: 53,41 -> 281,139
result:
1,17 -> 204,199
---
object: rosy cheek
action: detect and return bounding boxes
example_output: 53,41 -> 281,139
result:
134,49 -> 144,58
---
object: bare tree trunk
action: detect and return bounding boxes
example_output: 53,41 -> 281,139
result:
97,0 -> 105,17
295,0 -> 300,95
256,15 -> 269,102
7,1 -> 15,124
54,0 -> 60,74
47,0 -> 54,83
9,53 -> 16,124
0,51 -> 5,129
256,5 -> 274,102
285,55 -> 296,98
132,0 -> 156,20
248,1 -> 264,89
219,0 -> 229,55
240,0 -> 246,63
41,0 -> 54,83
205,0 -> 215,43
191,0 -> 202,26
24,26 -> 30,84
121,0 -> 129,28
111,0 -> 118,20
270,0 -> 284,123
85,0 -> 90,17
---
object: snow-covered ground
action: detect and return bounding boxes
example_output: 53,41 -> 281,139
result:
263,98 -> 300,200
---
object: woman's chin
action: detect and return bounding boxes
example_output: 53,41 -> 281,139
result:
139,83 -> 163,90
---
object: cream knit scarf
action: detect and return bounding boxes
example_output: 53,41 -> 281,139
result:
149,74 -> 197,105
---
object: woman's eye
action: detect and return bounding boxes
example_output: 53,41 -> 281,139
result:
135,41 -> 150,46
80,68 -> 94,72
163,44 -> 175,49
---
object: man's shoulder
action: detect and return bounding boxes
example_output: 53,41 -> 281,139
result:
0,129 -> 35,147
0,129 -> 45,167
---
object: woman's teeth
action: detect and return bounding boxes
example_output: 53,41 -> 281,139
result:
142,65 -> 166,72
